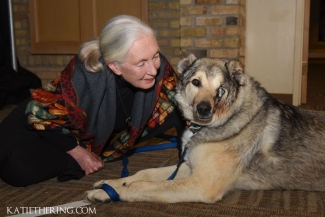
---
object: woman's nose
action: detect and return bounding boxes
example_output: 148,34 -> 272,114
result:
146,60 -> 159,76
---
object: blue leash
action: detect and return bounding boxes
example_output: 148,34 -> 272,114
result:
101,183 -> 120,202
167,147 -> 187,180
121,142 -> 178,178
101,136 -> 186,202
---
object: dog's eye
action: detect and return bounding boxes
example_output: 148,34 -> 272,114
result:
217,87 -> 225,98
191,79 -> 200,87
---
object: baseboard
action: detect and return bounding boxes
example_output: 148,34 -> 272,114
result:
271,94 -> 293,104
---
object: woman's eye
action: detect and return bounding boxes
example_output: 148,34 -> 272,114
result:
137,62 -> 145,67
218,87 -> 225,98
191,79 -> 200,87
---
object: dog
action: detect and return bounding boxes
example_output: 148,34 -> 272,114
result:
84,54 -> 325,203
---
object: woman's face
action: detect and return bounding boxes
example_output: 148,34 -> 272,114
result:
108,34 -> 161,89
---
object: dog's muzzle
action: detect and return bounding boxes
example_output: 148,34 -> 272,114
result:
196,101 -> 212,120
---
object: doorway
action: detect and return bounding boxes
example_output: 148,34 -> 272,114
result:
300,0 -> 325,110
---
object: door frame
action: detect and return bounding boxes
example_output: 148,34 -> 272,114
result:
300,0 -> 310,104
293,0 -> 309,105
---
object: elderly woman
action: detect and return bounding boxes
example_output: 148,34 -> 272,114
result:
0,15 -> 184,187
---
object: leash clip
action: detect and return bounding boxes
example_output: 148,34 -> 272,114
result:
188,122 -> 202,135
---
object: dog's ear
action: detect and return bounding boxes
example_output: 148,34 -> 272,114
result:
225,60 -> 246,85
177,54 -> 197,75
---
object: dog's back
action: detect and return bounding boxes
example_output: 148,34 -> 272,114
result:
235,94 -> 325,191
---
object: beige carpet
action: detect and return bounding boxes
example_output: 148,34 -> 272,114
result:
1,147 -> 325,217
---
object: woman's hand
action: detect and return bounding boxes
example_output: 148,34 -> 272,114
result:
67,145 -> 104,175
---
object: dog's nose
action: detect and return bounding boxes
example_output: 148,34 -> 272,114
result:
196,101 -> 212,119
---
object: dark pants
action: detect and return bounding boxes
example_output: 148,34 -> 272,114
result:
0,100 -> 184,187
0,99 -> 83,187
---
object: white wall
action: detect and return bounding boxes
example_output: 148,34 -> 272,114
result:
245,0 -> 304,105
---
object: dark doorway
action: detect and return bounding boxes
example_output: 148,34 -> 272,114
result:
0,0 -> 42,109
319,0 -> 325,42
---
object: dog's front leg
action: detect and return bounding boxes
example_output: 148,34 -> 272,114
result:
85,163 -> 192,203
91,163 -> 191,189
85,144 -> 238,203
85,171 -> 231,203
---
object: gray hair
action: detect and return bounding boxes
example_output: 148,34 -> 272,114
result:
78,15 -> 155,73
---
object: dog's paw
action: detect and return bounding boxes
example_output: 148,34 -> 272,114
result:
92,180 -> 106,189
84,189 -> 111,204
92,179 -> 126,189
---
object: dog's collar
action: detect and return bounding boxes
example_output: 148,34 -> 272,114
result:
186,121 -> 203,134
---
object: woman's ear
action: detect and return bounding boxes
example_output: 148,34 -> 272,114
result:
107,62 -> 122,76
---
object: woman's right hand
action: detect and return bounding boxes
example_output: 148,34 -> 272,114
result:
67,145 -> 104,175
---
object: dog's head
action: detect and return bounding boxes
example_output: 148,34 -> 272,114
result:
175,54 -> 246,127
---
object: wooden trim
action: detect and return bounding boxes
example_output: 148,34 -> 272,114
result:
302,0 -> 310,61
30,42 -> 80,54
301,62 -> 308,103
308,58 -> 325,64
308,50 -> 325,58
292,0 -> 305,106
301,0 -> 311,104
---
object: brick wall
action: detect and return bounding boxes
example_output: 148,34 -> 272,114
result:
179,0 -> 246,65
148,0 -> 181,66
12,0 -> 245,86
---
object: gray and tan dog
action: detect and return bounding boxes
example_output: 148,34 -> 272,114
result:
84,54 -> 325,203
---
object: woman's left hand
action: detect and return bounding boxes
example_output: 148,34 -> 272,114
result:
67,145 -> 104,175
